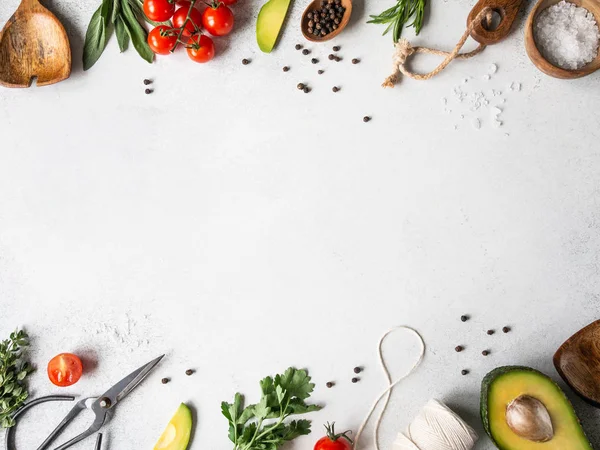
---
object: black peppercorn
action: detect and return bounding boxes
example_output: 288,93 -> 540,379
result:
185,369 -> 194,376
242,58 -> 250,65
332,86 -> 339,92
455,345 -> 463,352
326,381 -> 334,388
297,83 -> 305,90
145,89 -> 153,95
352,58 -> 360,64
502,326 -> 511,333
295,44 -> 302,50
328,54 -> 335,60
351,377 -> 359,383
334,56 -> 341,62
311,58 -> 318,64
318,69 -> 324,74
461,369 -> 469,375
302,49 -> 310,55
482,350 -> 490,356
363,116 -> 371,122
143,79 -> 152,85
283,66 -> 290,72
333,45 -> 340,51
460,315 -> 469,322
487,329 -> 495,335
353,367 -> 362,374
303,86 -> 310,93
161,378 -> 169,384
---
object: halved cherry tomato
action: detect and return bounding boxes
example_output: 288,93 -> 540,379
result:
143,0 -> 175,22
172,4 -> 203,36
202,3 -> 234,36
47,353 -> 83,387
148,25 -> 178,54
314,423 -> 353,450
187,34 -> 215,63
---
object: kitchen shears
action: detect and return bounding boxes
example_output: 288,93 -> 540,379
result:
5,355 -> 164,450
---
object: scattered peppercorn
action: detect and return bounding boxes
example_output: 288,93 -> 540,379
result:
363,116 -> 371,122
333,45 -> 340,51
502,326 -> 511,333
303,86 -> 310,93
302,49 -> 310,55
311,58 -> 319,64
161,378 -> 169,384
328,54 -> 335,60
242,59 -> 250,65
482,350 -> 490,356
353,367 -> 362,374
352,58 -> 360,64
351,377 -> 359,383
487,329 -> 495,335
145,88 -> 153,95
143,79 -> 152,85
318,69 -> 324,74
455,345 -> 463,352
297,83 -> 305,90
334,56 -> 341,62
326,381 -> 334,388
283,66 -> 290,72
295,44 -> 302,50
461,315 -> 469,322
461,369 -> 469,375
332,86 -> 339,92
185,369 -> 194,376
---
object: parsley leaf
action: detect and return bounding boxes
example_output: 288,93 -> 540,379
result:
222,367 -> 322,450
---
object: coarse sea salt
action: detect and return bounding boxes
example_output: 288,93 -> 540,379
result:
534,0 -> 600,70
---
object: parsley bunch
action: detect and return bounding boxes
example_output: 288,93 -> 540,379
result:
222,367 -> 322,450
0,329 -> 33,428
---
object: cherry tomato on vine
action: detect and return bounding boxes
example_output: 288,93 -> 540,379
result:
173,4 -> 203,36
187,34 -> 215,63
47,353 -> 83,387
148,25 -> 178,55
143,0 -> 175,22
314,423 -> 353,450
202,3 -> 234,36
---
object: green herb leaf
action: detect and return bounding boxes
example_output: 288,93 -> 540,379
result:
0,330 -> 33,429
121,0 -> 154,64
367,0 -> 427,42
115,16 -> 130,52
82,0 -> 114,70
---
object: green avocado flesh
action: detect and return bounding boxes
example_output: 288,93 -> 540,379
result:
256,0 -> 292,53
481,366 -> 592,450
154,403 -> 193,450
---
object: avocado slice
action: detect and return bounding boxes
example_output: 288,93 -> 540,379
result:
154,403 -> 193,450
256,0 -> 292,53
481,366 -> 593,450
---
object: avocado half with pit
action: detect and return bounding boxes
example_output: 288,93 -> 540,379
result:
481,366 -> 593,450
154,403 -> 193,450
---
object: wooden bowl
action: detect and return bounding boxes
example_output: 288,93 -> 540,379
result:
301,0 -> 352,43
554,320 -> 600,406
525,0 -> 600,79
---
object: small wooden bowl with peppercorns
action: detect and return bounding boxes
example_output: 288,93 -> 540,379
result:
301,0 -> 352,42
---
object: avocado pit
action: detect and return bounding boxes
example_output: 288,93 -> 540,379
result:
506,395 -> 554,442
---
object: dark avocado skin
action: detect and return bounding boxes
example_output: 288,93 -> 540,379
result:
480,365 -> 594,450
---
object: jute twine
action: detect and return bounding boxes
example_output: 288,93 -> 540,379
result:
382,7 -> 494,88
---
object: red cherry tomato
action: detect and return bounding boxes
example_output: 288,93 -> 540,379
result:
173,4 -> 203,36
143,0 -> 175,22
314,424 -> 353,450
187,34 -> 215,63
148,25 -> 178,54
202,3 -> 234,36
47,353 -> 83,387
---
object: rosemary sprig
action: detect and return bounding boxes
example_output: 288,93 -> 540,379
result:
368,0 -> 427,43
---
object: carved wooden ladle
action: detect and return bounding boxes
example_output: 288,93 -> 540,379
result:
0,0 -> 71,88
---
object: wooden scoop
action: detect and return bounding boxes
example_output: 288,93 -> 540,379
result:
554,320 -> 600,406
301,0 -> 352,43
467,0 -> 524,45
0,0 -> 71,88
524,0 -> 600,79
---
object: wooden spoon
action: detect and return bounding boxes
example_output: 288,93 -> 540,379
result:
554,320 -> 600,406
301,0 -> 352,43
467,0 -> 524,45
0,0 -> 71,88
524,0 -> 600,79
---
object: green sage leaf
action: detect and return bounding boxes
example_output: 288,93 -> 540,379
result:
121,0 -> 154,64
82,0 -> 113,71
115,16 -> 130,52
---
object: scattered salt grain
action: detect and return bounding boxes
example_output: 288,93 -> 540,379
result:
534,0 -> 599,70
488,63 -> 497,74
482,74 -> 491,80
472,118 -> 481,130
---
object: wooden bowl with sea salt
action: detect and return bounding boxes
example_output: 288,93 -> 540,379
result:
525,0 -> 600,78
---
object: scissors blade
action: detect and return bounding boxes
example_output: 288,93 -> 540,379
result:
95,355 -> 164,408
